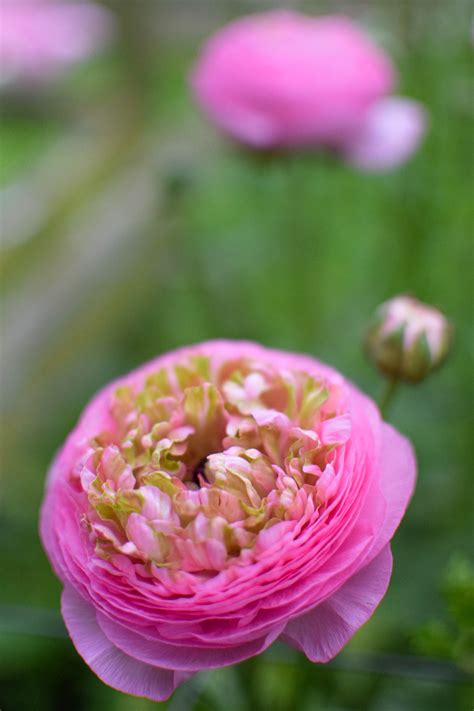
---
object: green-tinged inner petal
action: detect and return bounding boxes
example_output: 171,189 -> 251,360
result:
75,355 -> 349,576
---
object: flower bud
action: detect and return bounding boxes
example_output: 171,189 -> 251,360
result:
366,295 -> 452,383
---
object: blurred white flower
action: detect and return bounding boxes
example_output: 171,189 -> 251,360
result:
344,97 -> 428,172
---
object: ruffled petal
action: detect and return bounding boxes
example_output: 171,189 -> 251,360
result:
97,612 -> 285,671
370,423 -> 416,559
61,587 -> 187,701
281,545 -> 392,661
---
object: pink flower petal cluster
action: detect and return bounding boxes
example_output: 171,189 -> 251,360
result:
40,341 -> 416,701
0,0 -> 112,85
191,12 -> 427,171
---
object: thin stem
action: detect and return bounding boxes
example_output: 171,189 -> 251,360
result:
379,377 -> 400,418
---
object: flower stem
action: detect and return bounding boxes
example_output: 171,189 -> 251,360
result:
379,377 -> 400,418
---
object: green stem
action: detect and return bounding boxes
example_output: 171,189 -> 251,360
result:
379,377 -> 400,418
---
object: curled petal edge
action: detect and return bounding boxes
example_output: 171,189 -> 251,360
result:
61,586 -> 192,701
281,544 -> 393,661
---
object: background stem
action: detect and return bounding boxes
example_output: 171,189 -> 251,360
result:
380,377 -> 400,418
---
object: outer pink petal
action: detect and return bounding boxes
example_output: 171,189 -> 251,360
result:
370,423 -> 416,560
344,97 -> 428,171
96,612 -> 286,671
61,587 -> 189,701
281,544 -> 392,661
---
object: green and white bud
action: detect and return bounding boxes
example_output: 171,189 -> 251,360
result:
366,295 -> 452,383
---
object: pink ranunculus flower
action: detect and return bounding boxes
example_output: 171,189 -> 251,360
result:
191,12 -> 427,171
40,341 -> 416,701
0,0 -> 113,85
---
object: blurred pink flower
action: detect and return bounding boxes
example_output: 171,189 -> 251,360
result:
191,12 -> 427,170
41,341 -> 416,701
0,0 -> 112,85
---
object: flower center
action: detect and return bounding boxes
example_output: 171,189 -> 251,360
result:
191,456 -> 210,485
74,354 -> 351,579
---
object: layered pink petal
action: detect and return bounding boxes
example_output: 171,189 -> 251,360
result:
97,612 -> 286,671
282,545 -> 393,661
369,423 -> 417,559
61,587 -> 189,701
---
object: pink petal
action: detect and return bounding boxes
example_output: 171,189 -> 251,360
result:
344,97 -> 428,171
61,587 -> 186,701
281,545 -> 392,661
126,513 -> 164,561
370,423 -> 417,559
213,106 -> 280,148
319,414 -> 352,445
96,611 -> 285,671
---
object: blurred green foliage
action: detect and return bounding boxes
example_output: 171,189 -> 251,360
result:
412,555 -> 474,672
0,1 -> 472,709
